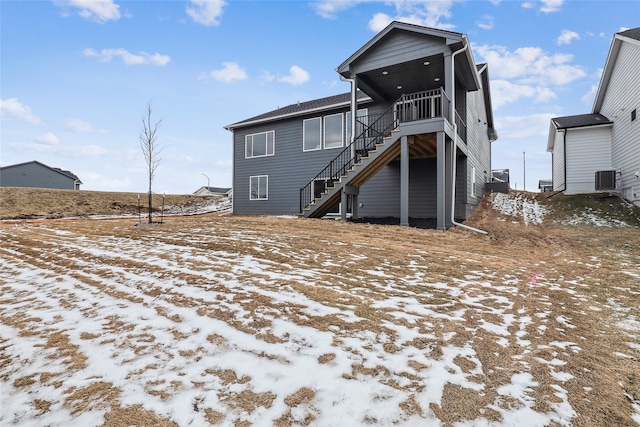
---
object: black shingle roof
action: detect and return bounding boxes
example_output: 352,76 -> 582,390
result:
226,91 -> 371,130
552,113 -> 612,129
619,27 -> 640,41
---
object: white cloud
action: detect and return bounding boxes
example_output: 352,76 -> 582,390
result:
557,29 -> 580,45
65,118 -> 94,133
83,48 -> 170,66
186,0 -> 226,26
540,0 -> 563,13
474,44 -> 586,86
477,15 -> 494,30
36,132 -> 59,145
0,98 -> 41,125
54,0 -> 121,23
490,80 -> 537,109
277,66 -> 310,86
368,0 -> 457,32
369,13 -> 394,33
490,81 -> 555,110
312,0 -> 365,19
496,113 -> 557,139
205,62 -> 248,83
581,84 -> 599,106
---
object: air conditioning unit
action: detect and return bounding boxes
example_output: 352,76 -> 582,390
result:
595,170 -> 616,191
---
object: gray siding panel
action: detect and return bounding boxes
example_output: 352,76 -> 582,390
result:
0,163 -> 77,189
353,31 -> 446,73
359,158 -> 440,218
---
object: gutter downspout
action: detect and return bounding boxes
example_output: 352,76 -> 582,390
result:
339,75 -> 357,158
562,129 -> 567,192
450,37 -> 488,235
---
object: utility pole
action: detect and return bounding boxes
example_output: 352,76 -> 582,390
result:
202,173 -> 210,189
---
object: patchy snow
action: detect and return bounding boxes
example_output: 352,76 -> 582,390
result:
563,208 -> 629,227
490,192 -> 548,225
0,216 -> 638,426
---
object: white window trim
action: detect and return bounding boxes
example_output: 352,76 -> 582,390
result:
249,175 -> 268,200
471,166 -> 476,198
245,130 -> 275,159
323,113 -> 344,149
303,117 -> 322,152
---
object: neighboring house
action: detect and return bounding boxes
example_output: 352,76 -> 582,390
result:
538,179 -> 553,192
193,186 -> 232,197
226,21 -> 498,229
547,27 -> 640,206
0,160 -> 82,190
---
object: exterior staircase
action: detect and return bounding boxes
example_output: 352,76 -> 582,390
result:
299,89 -> 450,218
300,104 -> 400,218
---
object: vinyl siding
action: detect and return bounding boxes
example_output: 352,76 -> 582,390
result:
551,131 -> 566,191
459,77 -> 492,216
598,41 -> 640,203
0,163 -> 77,189
352,31 -> 446,74
233,104 -> 387,215
565,126 -> 612,194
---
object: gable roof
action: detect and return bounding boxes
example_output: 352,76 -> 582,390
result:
336,21 -> 481,94
225,91 -> 372,130
593,27 -> 640,113
551,113 -> 612,129
336,21 -> 466,75
618,27 -> 640,41
0,160 -> 82,183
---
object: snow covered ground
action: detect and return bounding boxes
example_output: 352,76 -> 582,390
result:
1,194 -> 639,426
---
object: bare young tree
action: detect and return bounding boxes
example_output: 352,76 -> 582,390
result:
139,100 -> 163,224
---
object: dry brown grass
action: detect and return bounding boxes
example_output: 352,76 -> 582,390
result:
0,186 -> 214,220
1,189 -> 639,426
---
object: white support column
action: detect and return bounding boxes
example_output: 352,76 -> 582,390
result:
341,190 -> 348,221
445,139 -> 454,229
400,135 -> 409,226
436,132 -> 447,230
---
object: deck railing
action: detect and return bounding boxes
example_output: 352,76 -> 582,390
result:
299,104 -> 397,213
299,88 -> 464,213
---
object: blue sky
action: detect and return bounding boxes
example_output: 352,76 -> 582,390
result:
1,0 -> 638,194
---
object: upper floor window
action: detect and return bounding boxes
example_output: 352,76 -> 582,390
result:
245,131 -> 275,158
303,118 -> 322,151
324,113 -> 344,149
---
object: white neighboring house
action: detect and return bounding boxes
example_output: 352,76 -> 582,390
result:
547,27 -> 640,206
193,186 -> 232,197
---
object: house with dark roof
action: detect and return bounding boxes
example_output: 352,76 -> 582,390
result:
0,160 -> 82,190
547,28 -> 640,205
226,21 -> 498,229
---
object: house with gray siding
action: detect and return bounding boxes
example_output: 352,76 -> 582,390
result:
0,160 -> 82,190
226,22 -> 498,229
547,27 -> 640,206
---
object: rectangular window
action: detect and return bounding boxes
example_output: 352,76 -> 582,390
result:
249,175 -> 268,200
324,113 -> 343,149
303,118 -> 321,151
245,131 -> 275,158
632,109 -> 637,122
